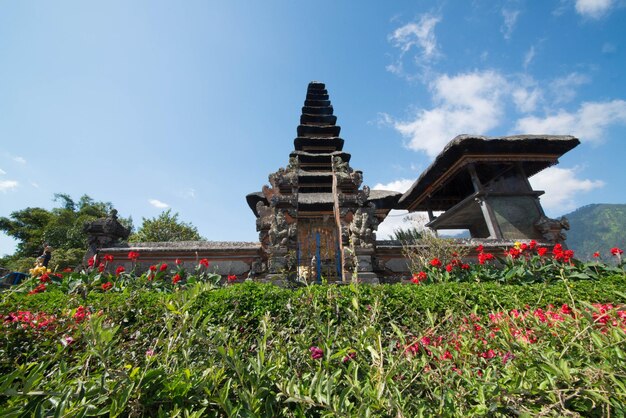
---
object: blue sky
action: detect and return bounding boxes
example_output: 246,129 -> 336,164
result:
1,0 -> 625,255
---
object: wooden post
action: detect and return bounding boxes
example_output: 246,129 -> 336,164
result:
467,164 -> 503,239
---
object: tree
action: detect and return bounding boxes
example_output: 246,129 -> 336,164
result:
129,209 -> 204,242
0,194 -> 132,272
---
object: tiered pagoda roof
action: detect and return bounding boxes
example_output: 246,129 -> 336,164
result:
247,82 -> 401,216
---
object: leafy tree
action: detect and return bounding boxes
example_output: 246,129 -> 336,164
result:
129,209 -> 204,242
0,194 -> 132,271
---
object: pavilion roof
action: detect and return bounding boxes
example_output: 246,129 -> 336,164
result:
397,134 -> 580,211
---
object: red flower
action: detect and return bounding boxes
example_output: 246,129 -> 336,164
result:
159,263 -> 168,272
507,248 -> 521,259
478,252 -> 494,265
115,266 -> 125,276
101,282 -> 113,291
429,258 -> 442,268
98,263 -> 105,273
537,247 -> 548,257
149,265 -> 157,272
552,244 -> 563,255
63,267 -> 73,273
411,271 -> 427,284
520,243 -> 528,251
172,274 -> 181,285
461,263 -> 470,270
103,254 -> 114,263
445,264 -> 453,272
175,258 -> 182,265
310,346 -> 323,360
199,258 -> 210,268
593,251 -> 600,258
39,273 -> 51,283
227,274 -> 237,282
476,245 -> 484,253
127,251 -> 140,261
87,258 -> 95,267
529,240 -> 537,249
611,247 -> 624,256
342,351 -> 356,363
28,283 -> 47,295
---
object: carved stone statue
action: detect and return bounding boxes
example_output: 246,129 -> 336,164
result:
268,211 -> 296,249
534,215 -> 570,243
349,206 -> 376,248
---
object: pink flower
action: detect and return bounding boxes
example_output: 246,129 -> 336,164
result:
342,351 -> 356,363
146,349 -> 155,357
310,346 -> 323,360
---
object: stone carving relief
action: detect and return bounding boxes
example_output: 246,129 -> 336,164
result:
255,201 -> 273,245
268,210 -> 296,249
348,204 -> 378,248
534,215 -> 570,243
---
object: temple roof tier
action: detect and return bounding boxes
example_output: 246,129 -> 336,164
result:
397,134 -> 580,211
300,114 -> 337,125
290,150 -> 351,163
294,136 -> 344,151
301,106 -> 334,115
297,125 -> 341,137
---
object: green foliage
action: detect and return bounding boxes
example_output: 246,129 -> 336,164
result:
129,209 -> 204,242
391,225 -> 423,244
565,203 -> 626,260
0,194 -> 132,271
1,253 -> 625,416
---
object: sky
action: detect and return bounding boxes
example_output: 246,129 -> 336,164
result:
1,0 -> 625,256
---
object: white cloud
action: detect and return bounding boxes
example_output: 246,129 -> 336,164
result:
12,156 -> 26,164
0,168 -> 6,175
501,9 -> 520,39
387,14 -> 441,77
373,179 -> 422,239
523,46 -> 536,69
31,182 -> 40,188
149,199 -> 169,208
550,72 -> 589,104
530,166 -> 604,213
373,178 -> 414,193
513,85 -> 542,113
393,70 -> 508,157
0,180 -> 19,192
575,0 -> 614,18
514,99 -> 626,143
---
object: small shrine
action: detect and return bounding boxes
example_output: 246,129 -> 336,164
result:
246,82 -> 401,282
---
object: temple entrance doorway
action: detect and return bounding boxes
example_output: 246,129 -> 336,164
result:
296,218 -> 342,282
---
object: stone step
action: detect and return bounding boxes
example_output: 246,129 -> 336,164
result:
302,106 -> 334,115
297,125 -> 341,137
300,114 -> 337,125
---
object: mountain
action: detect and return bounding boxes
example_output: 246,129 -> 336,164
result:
562,204 -> 626,260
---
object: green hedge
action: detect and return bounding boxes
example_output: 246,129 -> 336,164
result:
4,274 -> 624,328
